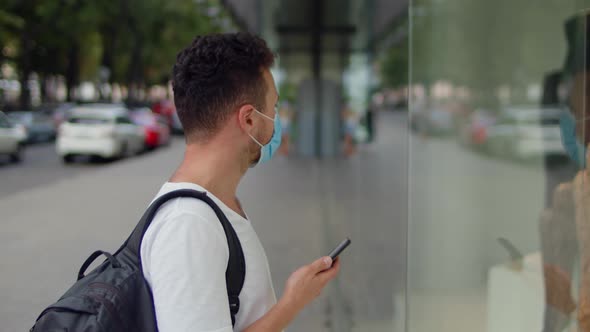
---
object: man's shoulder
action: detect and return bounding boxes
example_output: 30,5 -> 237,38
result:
140,202 -> 232,294
150,191 -> 220,223
142,195 -> 228,255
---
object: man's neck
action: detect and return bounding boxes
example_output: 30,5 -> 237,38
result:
170,142 -> 247,211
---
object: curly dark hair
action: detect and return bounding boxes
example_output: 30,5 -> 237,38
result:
172,33 -> 275,141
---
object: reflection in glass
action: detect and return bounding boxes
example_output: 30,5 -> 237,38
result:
408,1 -> 590,331
541,11 -> 590,332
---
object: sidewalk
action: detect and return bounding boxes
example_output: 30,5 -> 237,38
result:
240,111 -> 408,331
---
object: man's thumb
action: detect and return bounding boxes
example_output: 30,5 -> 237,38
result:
310,256 -> 332,272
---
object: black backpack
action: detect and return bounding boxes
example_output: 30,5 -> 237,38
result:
31,189 -> 246,332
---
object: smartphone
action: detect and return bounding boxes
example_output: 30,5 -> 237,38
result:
327,237 -> 351,260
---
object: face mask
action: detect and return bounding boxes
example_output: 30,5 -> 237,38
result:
559,109 -> 586,168
248,108 -> 282,167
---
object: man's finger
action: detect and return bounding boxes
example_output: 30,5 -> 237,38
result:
309,256 -> 332,273
317,258 -> 341,284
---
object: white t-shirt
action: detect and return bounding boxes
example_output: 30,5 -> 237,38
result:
141,182 -> 278,332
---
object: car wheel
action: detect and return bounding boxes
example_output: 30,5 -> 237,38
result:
90,155 -> 106,163
62,154 -> 75,164
9,144 -> 23,163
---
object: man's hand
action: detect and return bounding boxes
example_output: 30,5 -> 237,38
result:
281,256 -> 341,312
243,257 -> 341,332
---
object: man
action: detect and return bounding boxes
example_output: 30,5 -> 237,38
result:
140,33 -> 341,332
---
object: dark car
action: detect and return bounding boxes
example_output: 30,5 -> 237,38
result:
7,111 -> 56,144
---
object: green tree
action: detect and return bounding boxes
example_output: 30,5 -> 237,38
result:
1,0 -> 234,106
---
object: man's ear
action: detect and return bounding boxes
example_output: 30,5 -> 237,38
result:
237,104 -> 256,133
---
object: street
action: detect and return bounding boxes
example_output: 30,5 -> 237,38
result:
0,142 -> 120,199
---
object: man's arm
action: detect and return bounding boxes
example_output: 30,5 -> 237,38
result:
144,212 -> 234,332
243,257 -> 341,332
144,211 -> 341,332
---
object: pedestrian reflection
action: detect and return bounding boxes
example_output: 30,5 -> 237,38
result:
341,104 -> 358,157
278,101 -> 293,156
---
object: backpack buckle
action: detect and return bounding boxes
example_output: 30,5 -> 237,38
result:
228,295 -> 240,314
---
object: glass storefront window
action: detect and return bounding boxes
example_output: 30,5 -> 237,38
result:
408,1 -> 590,331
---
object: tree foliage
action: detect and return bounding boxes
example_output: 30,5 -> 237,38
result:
0,0 -> 233,107
405,0 -> 583,107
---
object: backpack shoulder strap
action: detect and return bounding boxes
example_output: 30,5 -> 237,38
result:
125,189 -> 246,326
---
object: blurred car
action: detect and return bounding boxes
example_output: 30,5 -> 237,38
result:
152,99 -> 176,127
50,103 -> 76,128
410,106 -> 454,136
0,111 -> 26,162
485,107 -> 566,160
170,110 -> 184,135
7,111 -> 56,143
57,105 -> 145,163
458,109 -> 497,149
130,108 -> 171,150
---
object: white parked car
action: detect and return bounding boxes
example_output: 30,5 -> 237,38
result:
486,107 -> 566,160
0,111 -> 27,162
57,105 -> 145,163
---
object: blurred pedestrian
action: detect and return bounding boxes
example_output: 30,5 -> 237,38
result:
342,105 -> 358,157
278,101 -> 292,156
